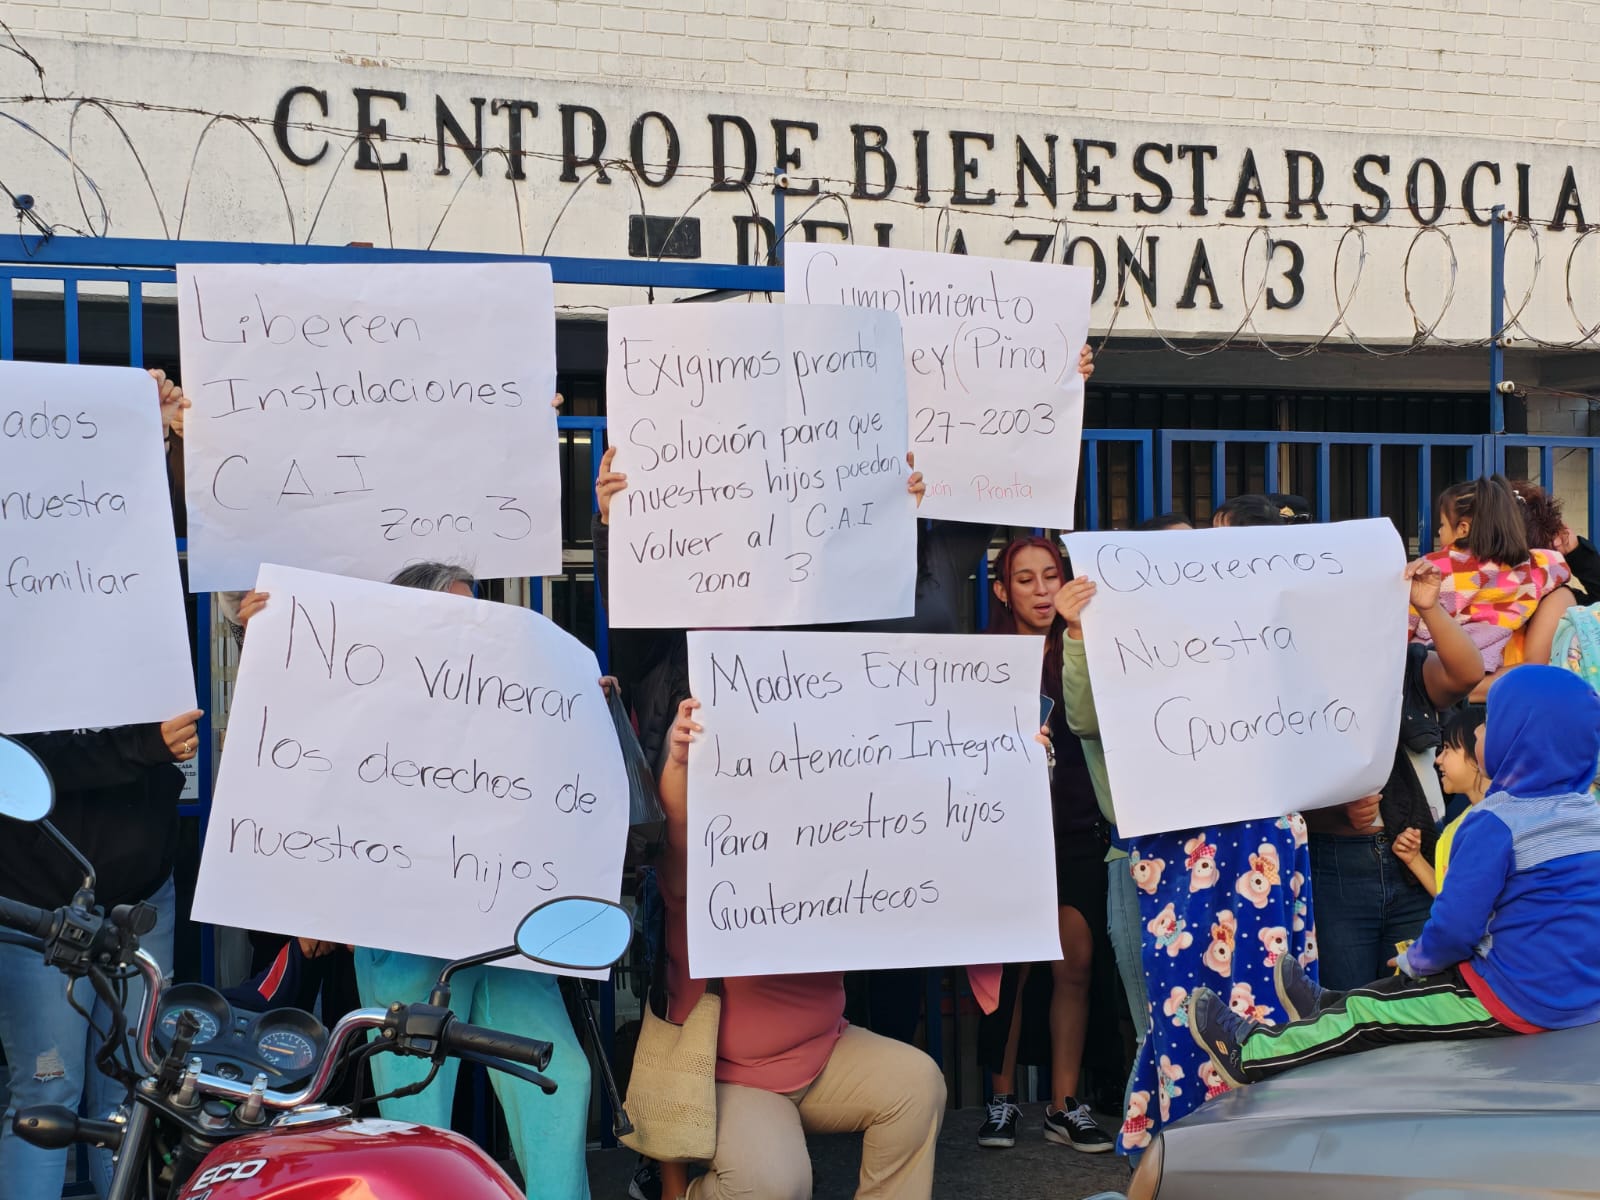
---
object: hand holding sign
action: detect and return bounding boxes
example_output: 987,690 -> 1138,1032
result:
785,244 -> 1092,528
604,304 -> 915,628
0,361 -> 196,734
682,630 -> 1060,978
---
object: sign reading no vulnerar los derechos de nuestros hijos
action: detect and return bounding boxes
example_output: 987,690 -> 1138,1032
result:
193,564 -> 627,976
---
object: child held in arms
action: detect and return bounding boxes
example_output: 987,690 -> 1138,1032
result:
1189,665 -> 1600,1086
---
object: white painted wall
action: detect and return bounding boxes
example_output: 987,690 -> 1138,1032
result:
5,0 -> 1597,144
1,2 -> 1597,456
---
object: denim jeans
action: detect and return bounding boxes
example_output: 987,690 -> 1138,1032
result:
0,877 -> 176,1200
352,948 -> 590,1200
1104,858 -> 1149,1044
1107,857 -> 1149,1173
1309,834 -> 1435,992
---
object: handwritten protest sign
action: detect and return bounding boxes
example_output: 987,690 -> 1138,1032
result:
193,565 -> 627,975
785,244 -> 1091,528
178,262 -> 559,592
1063,519 -> 1408,836
684,630 -> 1059,977
0,362 -> 195,734
605,305 -> 914,627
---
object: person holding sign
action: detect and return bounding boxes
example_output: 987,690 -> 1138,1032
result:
0,365 -> 199,1199
840,343 -> 1095,1050
654,697 -> 1001,1200
591,444 -> 933,772
227,564 -> 599,1200
0,713 -> 201,1198
976,535 -> 1117,1153
1052,566 -> 1315,1156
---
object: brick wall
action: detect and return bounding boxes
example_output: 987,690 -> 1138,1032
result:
3,0 -> 1595,145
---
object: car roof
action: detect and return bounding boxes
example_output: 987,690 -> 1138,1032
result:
1178,1022 -> 1600,1129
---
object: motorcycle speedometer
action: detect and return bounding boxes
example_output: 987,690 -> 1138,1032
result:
256,1029 -> 317,1071
159,1007 -> 221,1045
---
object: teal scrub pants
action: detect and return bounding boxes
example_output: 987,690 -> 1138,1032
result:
353,948 -> 591,1200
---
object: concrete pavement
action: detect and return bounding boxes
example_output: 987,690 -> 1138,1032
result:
585,1103 -> 1132,1199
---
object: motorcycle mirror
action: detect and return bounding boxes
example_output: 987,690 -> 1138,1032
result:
0,735 -> 54,824
514,897 -> 632,971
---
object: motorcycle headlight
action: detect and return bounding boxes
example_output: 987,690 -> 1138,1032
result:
1128,1131 -> 1164,1200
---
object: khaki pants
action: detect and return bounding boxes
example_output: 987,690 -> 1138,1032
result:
686,1026 -> 946,1200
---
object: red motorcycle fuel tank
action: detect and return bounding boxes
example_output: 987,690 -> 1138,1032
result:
178,1117 -> 522,1200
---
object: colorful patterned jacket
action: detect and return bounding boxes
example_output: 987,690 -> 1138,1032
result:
1409,547 -> 1571,671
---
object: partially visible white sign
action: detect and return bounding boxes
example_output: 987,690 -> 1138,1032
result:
605,304 -> 915,628
178,262 -> 560,592
192,565 -> 627,975
178,756 -> 199,802
685,630 -> 1060,977
0,362 -> 196,734
1063,519 -> 1408,836
785,244 -> 1091,528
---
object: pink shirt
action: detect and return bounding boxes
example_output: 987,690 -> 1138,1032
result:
661,859 -> 1003,1094
663,875 -> 847,1093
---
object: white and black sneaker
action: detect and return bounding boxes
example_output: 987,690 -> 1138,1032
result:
1043,1099 -> 1114,1152
976,1093 -> 1023,1148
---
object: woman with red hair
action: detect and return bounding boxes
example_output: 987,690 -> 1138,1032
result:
975,535 -> 1116,1153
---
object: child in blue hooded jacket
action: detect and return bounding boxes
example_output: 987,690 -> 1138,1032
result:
1190,665 -> 1600,1085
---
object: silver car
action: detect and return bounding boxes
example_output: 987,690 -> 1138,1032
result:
1087,1022 -> 1600,1199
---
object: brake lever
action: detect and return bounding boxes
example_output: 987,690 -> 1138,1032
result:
451,1047 -> 557,1095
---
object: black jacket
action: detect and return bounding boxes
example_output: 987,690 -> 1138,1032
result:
593,516 -> 691,772
2,725 -> 184,909
1565,536 -> 1600,601
592,516 -> 995,766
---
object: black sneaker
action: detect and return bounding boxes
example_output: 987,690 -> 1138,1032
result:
976,1093 -> 1022,1148
628,1159 -> 661,1200
1187,986 -> 1254,1088
1274,952 -> 1322,1022
1043,1099 -> 1114,1152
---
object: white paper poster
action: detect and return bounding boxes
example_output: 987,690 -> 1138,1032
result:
193,564 -> 627,974
178,262 -> 560,592
0,361 -> 196,734
1063,519 -> 1409,837
785,243 -> 1091,528
605,304 -> 915,628
685,630 -> 1060,977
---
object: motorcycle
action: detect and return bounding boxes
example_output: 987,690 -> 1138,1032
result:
0,733 -> 635,1200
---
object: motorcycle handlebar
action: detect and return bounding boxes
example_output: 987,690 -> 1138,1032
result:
440,1020 -> 554,1073
126,967 -> 558,1112
0,896 -> 54,941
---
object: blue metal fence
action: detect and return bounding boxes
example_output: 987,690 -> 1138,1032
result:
1495,435 -> 1600,544
1158,429 -> 1492,548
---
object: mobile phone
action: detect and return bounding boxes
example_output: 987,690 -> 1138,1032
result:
1039,695 -> 1057,774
